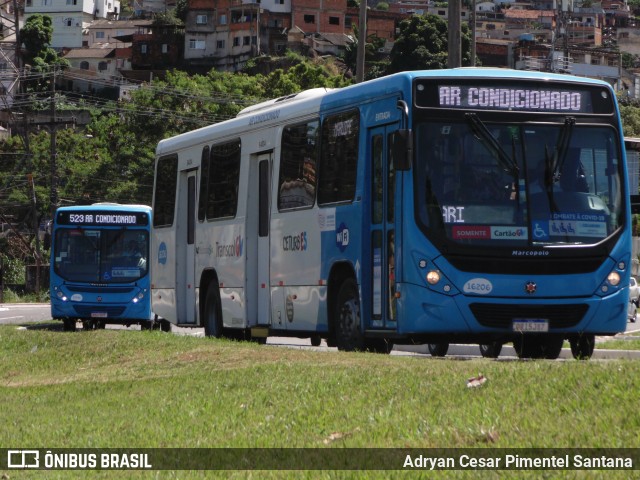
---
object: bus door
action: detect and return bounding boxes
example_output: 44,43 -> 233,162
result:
176,169 -> 197,325
247,152 -> 273,327
369,125 -> 398,329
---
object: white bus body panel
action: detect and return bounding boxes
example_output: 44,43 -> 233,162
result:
153,91 -> 326,328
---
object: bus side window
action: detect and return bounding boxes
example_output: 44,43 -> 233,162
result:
278,119 -> 319,210
153,154 -> 178,227
318,110 -> 360,205
198,146 -> 210,222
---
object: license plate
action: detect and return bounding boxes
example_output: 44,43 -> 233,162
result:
91,312 -> 108,318
512,319 -> 549,332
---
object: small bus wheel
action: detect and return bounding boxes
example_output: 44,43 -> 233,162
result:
203,284 -> 222,338
479,342 -> 502,358
335,278 -> 364,351
310,335 -> 322,347
62,319 -> 76,332
428,343 -> 449,357
570,334 -> 595,360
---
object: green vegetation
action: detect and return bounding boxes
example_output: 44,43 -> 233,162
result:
2,324 -> 640,478
598,336 -> 640,350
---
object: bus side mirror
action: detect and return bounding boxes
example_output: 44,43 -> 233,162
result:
390,129 -> 412,171
632,195 -> 640,214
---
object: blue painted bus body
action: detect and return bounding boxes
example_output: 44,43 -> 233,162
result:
316,69 -> 630,342
50,204 -> 153,329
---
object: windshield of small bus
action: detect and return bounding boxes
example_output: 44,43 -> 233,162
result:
415,120 -> 623,247
53,228 -> 149,283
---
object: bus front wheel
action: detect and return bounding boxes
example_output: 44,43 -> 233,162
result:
570,334 -> 595,360
203,284 -> 222,338
428,343 -> 449,357
479,342 -> 502,358
335,278 -> 364,351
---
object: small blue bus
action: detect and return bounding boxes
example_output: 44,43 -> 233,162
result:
50,203 -> 154,331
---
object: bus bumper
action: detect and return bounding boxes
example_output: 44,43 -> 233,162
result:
397,282 -> 627,338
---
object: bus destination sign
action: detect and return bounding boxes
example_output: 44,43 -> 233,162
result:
438,85 -> 586,112
57,210 -> 149,226
415,80 -> 613,114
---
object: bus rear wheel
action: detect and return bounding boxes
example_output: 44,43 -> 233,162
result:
82,319 -> 105,330
203,284 -> 222,338
570,334 -> 595,360
479,342 -> 502,358
428,343 -> 449,357
335,278 -> 364,351
62,319 -> 77,332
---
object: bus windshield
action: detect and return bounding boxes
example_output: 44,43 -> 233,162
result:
415,120 -> 623,247
53,228 -> 149,283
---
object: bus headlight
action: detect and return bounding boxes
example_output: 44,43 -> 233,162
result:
426,270 -> 441,285
132,292 -> 144,304
607,271 -> 621,286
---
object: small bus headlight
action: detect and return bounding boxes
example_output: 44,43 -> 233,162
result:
426,270 -> 441,285
607,271 -> 621,286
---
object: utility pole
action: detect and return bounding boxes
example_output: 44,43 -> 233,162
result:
448,0 -> 461,68
470,0 -> 476,66
50,68 -> 58,219
356,0 -> 367,83
28,173 -> 42,293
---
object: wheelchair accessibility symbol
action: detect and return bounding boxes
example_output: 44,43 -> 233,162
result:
533,222 -> 549,240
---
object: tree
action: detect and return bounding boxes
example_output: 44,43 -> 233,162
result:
342,26 -> 388,80
20,14 -> 69,71
387,14 -> 472,73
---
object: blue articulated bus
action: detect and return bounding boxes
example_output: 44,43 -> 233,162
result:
51,203 -> 154,331
152,68 -> 631,359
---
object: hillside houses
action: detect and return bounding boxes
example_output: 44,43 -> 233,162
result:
0,0 -> 639,98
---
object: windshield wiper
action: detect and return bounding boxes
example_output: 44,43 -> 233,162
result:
549,117 -> 576,184
465,113 -> 520,178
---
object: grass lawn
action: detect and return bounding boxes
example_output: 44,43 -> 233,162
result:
2,324 -> 640,479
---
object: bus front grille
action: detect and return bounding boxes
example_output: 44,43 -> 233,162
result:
73,306 -> 127,317
469,303 -> 589,329
66,286 -> 134,294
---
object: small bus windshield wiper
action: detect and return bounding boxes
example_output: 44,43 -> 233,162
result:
465,113 -> 519,178
549,117 -> 576,184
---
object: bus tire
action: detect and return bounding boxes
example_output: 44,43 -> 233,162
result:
428,343 -> 449,357
335,278 -> 364,351
310,335 -> 322,347
160,320 -> 171,332
82,319 -> 104,330
570,334 -> 595,360
62,319 -> 76,332
203,284 -> 222,338
479,342 -> 502,358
